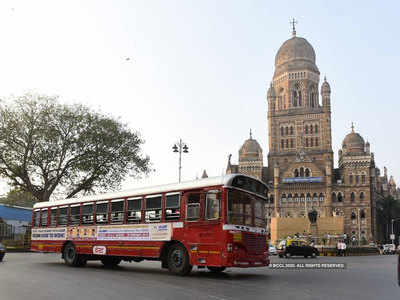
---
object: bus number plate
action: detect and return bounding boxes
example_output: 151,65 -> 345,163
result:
93,246 -> 107,255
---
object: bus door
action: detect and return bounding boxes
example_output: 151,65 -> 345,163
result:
184,190 -> 221,265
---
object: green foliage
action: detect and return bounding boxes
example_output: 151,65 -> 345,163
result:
0,93 -> 150,202
0,189 -> 37,207
376,195 -> 400,242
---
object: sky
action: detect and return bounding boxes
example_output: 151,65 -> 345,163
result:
0,0 -> 399,198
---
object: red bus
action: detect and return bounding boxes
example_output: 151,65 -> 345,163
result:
31,174 -> 270,275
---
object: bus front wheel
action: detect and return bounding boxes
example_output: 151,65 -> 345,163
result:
167,243 -> 192,276
63,242 -> 86,267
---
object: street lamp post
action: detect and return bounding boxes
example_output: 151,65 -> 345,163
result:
172,139 -> 189,183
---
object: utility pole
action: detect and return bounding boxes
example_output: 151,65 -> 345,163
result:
172,139 -> 189,183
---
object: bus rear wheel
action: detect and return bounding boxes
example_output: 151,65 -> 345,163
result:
63,242 -> 86,267
207,266 -> 226,273
101,257 -> 121,268
167,244 -> 192,276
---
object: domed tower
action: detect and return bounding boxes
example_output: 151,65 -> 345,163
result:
267,24 -> 333,175
238,130 -> 263,180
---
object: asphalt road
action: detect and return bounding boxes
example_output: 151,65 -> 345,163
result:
0,253 -> 398,300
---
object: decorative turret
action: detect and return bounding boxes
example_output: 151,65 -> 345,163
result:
267,83 -> 276,112
366,141 -> 370,154
321,76 -> 331,108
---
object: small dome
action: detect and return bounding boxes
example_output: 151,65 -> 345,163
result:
342,127 -> 365,154
239,131 -> 263,162
321,77 -> 331,94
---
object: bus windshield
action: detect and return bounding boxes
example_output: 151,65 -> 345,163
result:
227,189 -> 266,227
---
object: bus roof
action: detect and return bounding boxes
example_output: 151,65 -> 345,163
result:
33,173 -> 268,209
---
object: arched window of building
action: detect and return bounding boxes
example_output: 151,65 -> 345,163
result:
269,195 -> 274,204
305,125 -> 308,134
355,175 -> 359,184
288,193 -> 293,202
332,192 -> 337,202
286,139 -> 289,148
305,168 -> 310,177
310,89 -> 315,108
281,139 -> 284,149
292,90 -> 298,107
319,193 -> 324,202
306,193 -> 311,202
315,124 -> 318,133
281,127 -> 284,136
350,192 -> 355,202
294,193 -> 299,202
306,138 -> 309,147
351,212 -> 357,220
290,126 -> 293,135
315,137 -> 319,146
300,167 -> 304,177
281,194 -> 287,203
349,175 -> 353,184
285,127 -> 289,135
360,210 -> 366,219
290,139 -> 294,148
310,125 -> 313,134
294,169 -> 299,177
310,138 -> 314,147
360,192 -> 364,201
337,193 -> 343,202
362,174 -> 366,184
313,193 -> 318,201
300,193 -> 305,202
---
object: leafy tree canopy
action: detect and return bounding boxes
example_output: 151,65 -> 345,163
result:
0,93 -> 150,202
0,189 -> 37,208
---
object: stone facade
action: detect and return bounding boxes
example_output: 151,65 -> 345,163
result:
226,28 -> 397,243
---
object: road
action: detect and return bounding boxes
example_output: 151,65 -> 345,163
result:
0,253 -> 398,300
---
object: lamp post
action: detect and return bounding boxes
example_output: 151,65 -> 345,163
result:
172,139 -> 189,183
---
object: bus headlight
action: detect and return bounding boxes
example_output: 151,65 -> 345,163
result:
227,243 -> 233,252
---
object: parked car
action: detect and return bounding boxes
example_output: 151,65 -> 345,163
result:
383,244 -> 396,255
0,243 -> 6,262
278,239 -> 319,258
269,245 -> 277,255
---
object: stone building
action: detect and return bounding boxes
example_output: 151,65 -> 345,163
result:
226,26 -> 396,243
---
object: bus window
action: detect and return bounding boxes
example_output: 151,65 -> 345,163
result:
58,206 -> 68,226
82,203 -> 94,224
165,193 -> 180,220
96,201 -> 109,224
40,208 -> 48,227
111,199 -> 124,224
186,193 -> 201,221
254,198 -> 266,227
228,190 -> 253,226
33,209 -> 40,227
126,197 -> 142,223
205,190 -> 220,220
50,207 -> 57,227
145,195 -> 162,222
70,205 -> 81,225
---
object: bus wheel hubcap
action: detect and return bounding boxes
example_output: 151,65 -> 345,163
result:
172,249 -> 183,267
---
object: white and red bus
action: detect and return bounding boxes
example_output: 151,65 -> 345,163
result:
31,174 -> 270,275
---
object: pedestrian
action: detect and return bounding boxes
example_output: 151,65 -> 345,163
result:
337,241 -> 341,256
342,242 -> 347,256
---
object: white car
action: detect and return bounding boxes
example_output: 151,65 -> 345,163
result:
269,245 -> 277,255
383,244 -> 396,255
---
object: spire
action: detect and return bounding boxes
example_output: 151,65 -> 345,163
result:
249,129 -> 253,139
201,170 -> 208,178
324,75 -> 327,82
290,18 -> 297,37
351,122 -> 354,132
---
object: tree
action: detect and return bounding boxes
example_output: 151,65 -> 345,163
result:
376,195 -> 400,243
0,189 -> 37,207
0,93 -> 150,202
